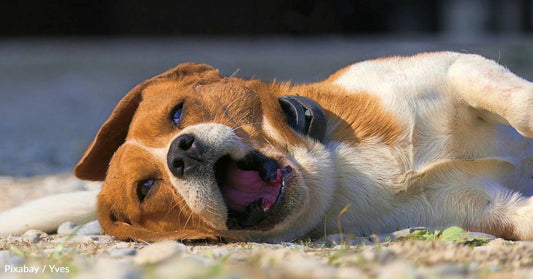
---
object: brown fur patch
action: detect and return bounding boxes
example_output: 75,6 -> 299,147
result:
81,62 -> 404,242
74,62 -> 220,181
325,64 -> 353,82
270,82 -> 403,145
97,144 -> 216,241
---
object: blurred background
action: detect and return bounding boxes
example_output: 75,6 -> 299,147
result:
1,0 -> 532,177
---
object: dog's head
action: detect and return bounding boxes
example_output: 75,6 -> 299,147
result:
74,63 -> 336,242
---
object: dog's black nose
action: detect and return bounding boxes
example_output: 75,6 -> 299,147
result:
167,134 -> 203,178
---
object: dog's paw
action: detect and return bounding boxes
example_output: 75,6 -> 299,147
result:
508,87 -> 533,138
511,196 -> 533,240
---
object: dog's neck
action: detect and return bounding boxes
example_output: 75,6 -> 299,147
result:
265,81 -> 403,146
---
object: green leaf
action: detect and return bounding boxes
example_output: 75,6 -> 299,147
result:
401,229 -> 437,241
440,226 -> 467,242
409,230 -> 429,236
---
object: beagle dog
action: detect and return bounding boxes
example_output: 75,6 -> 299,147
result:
2,52 -> 533,242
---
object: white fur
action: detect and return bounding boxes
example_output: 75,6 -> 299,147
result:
0,190 -> 98,234
166,123 -> 250,230
2,52 -> 532,240
125,124 -> 251,230
325,52 -> 533,239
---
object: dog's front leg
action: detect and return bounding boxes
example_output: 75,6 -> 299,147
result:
448,54 -> 533,137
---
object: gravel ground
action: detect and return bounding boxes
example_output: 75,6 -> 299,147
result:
2,175 -> 533,278
2,226 -> 533,279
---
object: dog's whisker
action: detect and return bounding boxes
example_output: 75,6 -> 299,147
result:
182,212 -> 194,233
204,205 -> 223,220
164,199 -> 182,218
177,201 -> 189,229
230,68 -> 240,77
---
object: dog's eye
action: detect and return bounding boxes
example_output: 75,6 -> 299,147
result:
171,104 -> 183,126
137,179 -> 157,203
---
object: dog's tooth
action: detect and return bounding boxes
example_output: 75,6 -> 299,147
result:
263,198 -> 273,212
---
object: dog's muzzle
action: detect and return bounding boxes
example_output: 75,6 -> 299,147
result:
167,133 -> 204,178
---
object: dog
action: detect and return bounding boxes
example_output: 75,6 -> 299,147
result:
1,52 -> 532,242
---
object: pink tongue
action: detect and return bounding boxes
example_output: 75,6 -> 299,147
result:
220,163 -> 281,212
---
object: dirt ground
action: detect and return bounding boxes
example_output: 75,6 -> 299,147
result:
2,221 -> 533,278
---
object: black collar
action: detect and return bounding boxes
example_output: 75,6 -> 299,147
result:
278,95 -> 327,143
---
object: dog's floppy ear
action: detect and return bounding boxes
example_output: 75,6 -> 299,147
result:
74,63 -> 216,181
73,84 -> 143,181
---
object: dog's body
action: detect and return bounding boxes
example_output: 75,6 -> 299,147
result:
1,52 -> 532,242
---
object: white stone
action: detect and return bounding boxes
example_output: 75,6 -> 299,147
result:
69,235 -> 94,244
81,257 -> 141,279
57,221 -> 77,235
75,220 -> 102,235
392,227 -> 427,238
378,261 -> 416,279
467,231 -> 496,240
23,229 -> 47,243
110,248 -> 137,258
418,263 -> 468,278
134,241 -> 186,265
155,256 -> 210,278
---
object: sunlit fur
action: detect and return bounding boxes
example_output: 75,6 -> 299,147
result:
2,52 -> 531,242
78,52 -> 533,241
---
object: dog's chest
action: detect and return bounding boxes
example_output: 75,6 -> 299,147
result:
320,141 -> 408,234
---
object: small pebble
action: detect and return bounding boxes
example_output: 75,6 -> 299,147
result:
134,241 -> 186,265
516,241 -> 533,248
473,246 -> 497,254
378,261 -> 415,279
51,236 -> 70,244
468,261 -> 480,271
69,235 -> 94,244
57,221 -> 77,235
486,238 -> 510,247
283,253 -> 336,278
91,235 -> 114,243
110,248 -> 137,258
370,233 -> 393,243
372,227 -> 428,242
0,250 -> 10,265
420,263 -> 468,278
75,220 -> 102,235
156,255 -> 210,278
23,229 -> 47,243
392,227 -> 427,238
5,253 -> 24,266
5,236 -> 22,243
111,242 -> 134,250
118,257 -> 135,265
467,232 -> 497,240
92,257 -> 140,279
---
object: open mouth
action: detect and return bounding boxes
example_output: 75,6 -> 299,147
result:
214,151 -> 293,229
